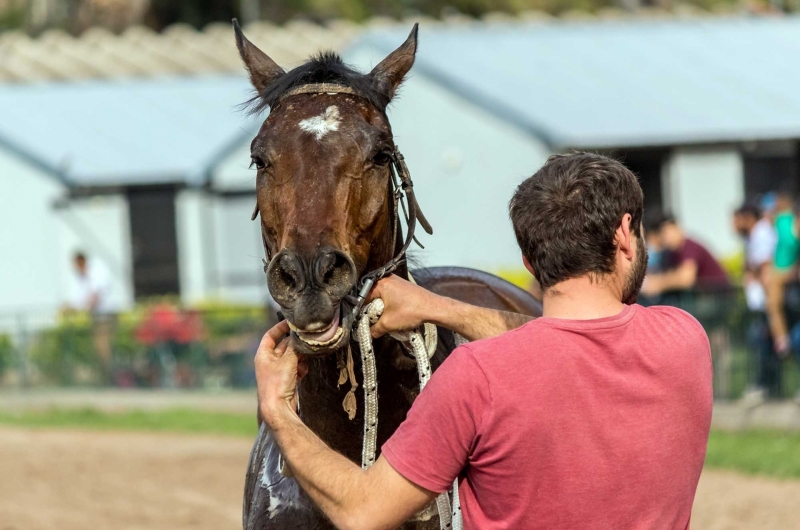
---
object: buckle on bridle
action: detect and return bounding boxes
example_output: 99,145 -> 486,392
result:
349,277 -> 376,322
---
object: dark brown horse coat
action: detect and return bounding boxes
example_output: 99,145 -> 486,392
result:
234,22 -> 542,529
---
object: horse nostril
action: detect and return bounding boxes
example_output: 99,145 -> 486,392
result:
314,249 -> 356,296
278,254 -> 299,290
267,250 -> 306,303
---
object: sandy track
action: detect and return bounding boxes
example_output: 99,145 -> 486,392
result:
0,428 -> 252,530
1,427 -> 798,530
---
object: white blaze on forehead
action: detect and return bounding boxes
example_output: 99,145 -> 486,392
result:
298,105 -> 341,140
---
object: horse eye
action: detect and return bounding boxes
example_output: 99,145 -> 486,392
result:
250,156 -> 267,170
372,151 -> 392,167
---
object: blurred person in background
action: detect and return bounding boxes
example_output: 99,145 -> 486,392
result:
65,251 -> 117,382
641,210 -> 730,297
733,202 -> 779,403
765,192 -> 800,356
643,210 -> 732,394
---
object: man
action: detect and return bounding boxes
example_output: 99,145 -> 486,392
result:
765,192 -> 799,354
255,153 -> 713,529
641,210 -> 729,297
66,251 -> 116,380
733,202 -> 779,401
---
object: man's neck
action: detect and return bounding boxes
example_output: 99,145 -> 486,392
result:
542,276 -> 625,320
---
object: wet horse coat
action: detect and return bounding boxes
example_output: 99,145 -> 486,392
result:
234,22 -> 542,529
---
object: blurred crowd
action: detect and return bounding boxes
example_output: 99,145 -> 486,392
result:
642,194 -> 800,403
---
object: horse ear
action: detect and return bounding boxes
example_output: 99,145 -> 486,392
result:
233,19 -> 285,93
368,23 -> 418,102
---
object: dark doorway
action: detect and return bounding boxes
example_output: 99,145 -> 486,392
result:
128,187 -> 180,298
743,145 -> 799,196
603,148 -> 669,210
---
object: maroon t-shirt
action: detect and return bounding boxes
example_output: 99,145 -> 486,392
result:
382,305 -> 712,529
674,238 -> 729,288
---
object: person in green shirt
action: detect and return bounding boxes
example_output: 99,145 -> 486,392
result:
766,193 -> 799,354
773,210 -> 799,270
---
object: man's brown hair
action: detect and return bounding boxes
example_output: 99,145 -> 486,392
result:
509,152 -> 644,290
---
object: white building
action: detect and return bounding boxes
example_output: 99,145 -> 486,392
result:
346,16 -> 800,281
2,15 -> 800,315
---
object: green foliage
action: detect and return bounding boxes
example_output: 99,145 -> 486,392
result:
0,2 -> 25,32
0,407 -> 257,437
0,334 -> 16,375
194,300 -> 272,341
706,430 -> 800,478
29,314 -> 96,384
24,301 -> 269,387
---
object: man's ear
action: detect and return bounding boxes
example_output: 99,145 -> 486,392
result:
233,18 -> 285,93
617,214 -> 635,259
523,255 -> 536,277
368,24 -> 418,102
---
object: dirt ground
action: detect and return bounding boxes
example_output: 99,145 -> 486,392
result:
1,427 -> 798,530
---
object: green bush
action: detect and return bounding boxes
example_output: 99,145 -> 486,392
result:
0,334 -> 15,375
25,301 -> 270,387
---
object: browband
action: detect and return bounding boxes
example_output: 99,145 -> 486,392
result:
276,83 -> 360,106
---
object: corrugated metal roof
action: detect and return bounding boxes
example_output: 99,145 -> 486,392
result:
351,15 -> 800,149
0,19 -> 363,83
0,75 -> 258,186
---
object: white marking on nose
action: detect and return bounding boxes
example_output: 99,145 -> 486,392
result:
298,106 -> 340,140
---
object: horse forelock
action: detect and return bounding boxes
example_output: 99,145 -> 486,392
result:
241,51 -> 390,116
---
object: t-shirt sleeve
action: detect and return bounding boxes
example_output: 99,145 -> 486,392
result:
750,224 -> 777,267
381,345 -> 490,493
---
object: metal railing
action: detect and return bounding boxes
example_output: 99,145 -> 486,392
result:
1,291 -> 799,398
0,303 -> 277,389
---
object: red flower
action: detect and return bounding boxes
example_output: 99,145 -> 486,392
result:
135,305 -> 204,345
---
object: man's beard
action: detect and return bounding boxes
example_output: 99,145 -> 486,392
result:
622,236 -> 648,305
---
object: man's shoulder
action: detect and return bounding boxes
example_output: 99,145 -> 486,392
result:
637,305 -> 708,340
458,319 -> 549,361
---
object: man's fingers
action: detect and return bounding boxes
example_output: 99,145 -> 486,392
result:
274,336 -> 292,357
370,319 -> 388,339
365,278 -> 386,303
259,320 -> 290,352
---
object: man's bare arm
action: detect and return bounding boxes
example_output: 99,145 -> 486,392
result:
258,348 -> 436,530
367,275 -> 533,341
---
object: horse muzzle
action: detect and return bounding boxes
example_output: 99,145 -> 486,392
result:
267,247 -> 357,356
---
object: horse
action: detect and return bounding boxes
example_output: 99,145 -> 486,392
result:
235,21 -> 542,529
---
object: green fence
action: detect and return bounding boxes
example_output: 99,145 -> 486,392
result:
1,293 -> 799,398
0,303 -> 277,389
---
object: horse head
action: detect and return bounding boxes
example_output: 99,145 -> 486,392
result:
235,22 -> 419,356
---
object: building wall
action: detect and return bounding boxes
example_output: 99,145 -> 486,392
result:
176,190 -> 211,305
663,147 -> 744,258
176,190 -> 269,305
0,150 -> 65,313
210,195 -> 268,304
56,194 -> 134,311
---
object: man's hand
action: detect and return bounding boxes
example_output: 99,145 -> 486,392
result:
640,275 -> 661,297
366,275 -> 441,339
255,321 -> 308,426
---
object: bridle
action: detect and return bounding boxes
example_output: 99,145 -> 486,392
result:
250,83 -> 433,327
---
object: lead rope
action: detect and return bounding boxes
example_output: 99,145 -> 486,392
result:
354,298 -> 462,530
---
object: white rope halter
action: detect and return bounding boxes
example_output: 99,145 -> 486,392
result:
354,298 -> 463,530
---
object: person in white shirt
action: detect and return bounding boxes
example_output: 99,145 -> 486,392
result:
68,252 -> 116,381
734,203 -> 778,402
69,252 -> 114,315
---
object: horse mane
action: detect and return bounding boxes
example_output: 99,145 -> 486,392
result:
242,51 -> 389,115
